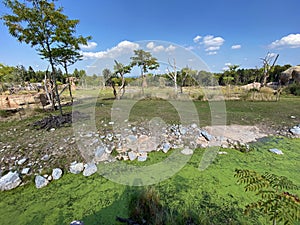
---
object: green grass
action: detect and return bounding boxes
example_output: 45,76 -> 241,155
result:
0,137 -> 299,225
0,91 -> 300,224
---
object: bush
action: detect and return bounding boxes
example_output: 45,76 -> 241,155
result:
286,83 -> 300,96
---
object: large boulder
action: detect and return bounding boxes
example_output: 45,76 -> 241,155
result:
280,66 -> 300,85
0,171 -> 22,191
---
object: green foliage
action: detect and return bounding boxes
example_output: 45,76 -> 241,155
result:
285,83 -> 300,96
130,49 -> 159,74
235,169 -> 300,224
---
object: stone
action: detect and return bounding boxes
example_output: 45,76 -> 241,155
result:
162,143 -> 171,153
290,126 -> 300,135
94,146 -> 110,162
70,220 -> 84,225
52,168 -> 63,180
21,168 -> 30,175
218,151 -> 228,155
17,158 -> 27,165
138,153 -> 147,162
41,154 -> 50,161
0,171 -> 22,191
35,175 -> 49,189
126,135 -> 138,144
201,130 -> 213,141
269,148 -> 283,155
191,123 -> 198,129
181,148 -> 193,155
128,151 -> 137,161
69,162 -> 84,174
83,163 -> 97,177
179,126 -> 187,135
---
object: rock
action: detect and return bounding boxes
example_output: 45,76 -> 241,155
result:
138,153 -> 148,162
70,221 -> 84,225
126,135 -> 138,144
290,126 -> 300,135
218,151 -> 228,155
41,154 -> 50,161
0,171 -> 22,191
138,136 -> 159,152
21,168 -> 30,175
35,175 -> 49,189
94,146 -> 111,162
179,126 -> 187,135
181,148 -> 193,155
201,130 -> 213,141
50,128 -> 55,132
128,151 -> 137,161
69,162 -> 84,174
52,168 -> 63,180
83,163 -> 97,177
17,158 -> 28,165
47,176 -> 52,181
269,148 -> 283,155
162,143 -> 171,153
191,123 -> 198,129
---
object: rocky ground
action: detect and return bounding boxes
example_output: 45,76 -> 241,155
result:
0,113 -> 299,191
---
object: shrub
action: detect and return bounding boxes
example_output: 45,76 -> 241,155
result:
286,83 -> 300,96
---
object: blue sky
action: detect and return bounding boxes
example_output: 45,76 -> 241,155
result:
1,0 -> 300,73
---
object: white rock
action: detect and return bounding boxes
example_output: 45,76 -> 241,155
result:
21,168 -> 30,175
0,171 -> 22,191
41,154 -> 50,161
69,163 -> 84,174
35,175 -> 49,189
181,148 -> 193,155
137,153 -> 147,162
52,168 -> 63,180
83,163 -> 97,177
128,151 -> 137,161
269,148 -> 283,155
17,158 -> 28,165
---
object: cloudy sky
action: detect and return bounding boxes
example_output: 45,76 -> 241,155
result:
1,0 -> 300,73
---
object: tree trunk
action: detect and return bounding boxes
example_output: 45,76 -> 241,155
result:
64,64 -> 73,104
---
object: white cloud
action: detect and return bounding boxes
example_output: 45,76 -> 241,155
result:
193,35 -> 202,43
207,51 -> 217,55
146,42 -> 155,49
269,33 -> 300,49
166,45 -> 176,52
231,44 -> 241,49
205,46 -> 220,52
82,40 -> 139,59
153,45 -> 165,52
203,35 -> 225,48
195,35 -> 225,55
225,62 -> 232,66
146,42 -> 176,53
79,41 -> 98,50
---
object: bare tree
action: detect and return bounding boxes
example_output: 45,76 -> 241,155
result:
167,58 -> 178,93
260,53 -> 279,87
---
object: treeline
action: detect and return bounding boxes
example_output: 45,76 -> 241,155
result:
0,62 -> 293,88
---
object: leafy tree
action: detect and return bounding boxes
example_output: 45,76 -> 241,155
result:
235,169 -> 300,225
113,60 -> 131,99
2,0 -> 88,115
130,49 -> 159,93
102,68 -> 112,86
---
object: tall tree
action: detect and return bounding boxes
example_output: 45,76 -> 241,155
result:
130,49 -> 159,93
2,0 -> 89,115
